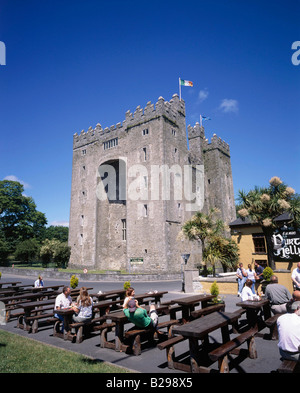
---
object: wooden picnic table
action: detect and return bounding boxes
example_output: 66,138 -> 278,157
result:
236,298 -> 271,329
103,303 -> 170,352
0,281 -> 22,288
170,294 -> 215,323
172,311 -> 237,372
134,291 -> 168,305
90,289 -> 126,302
17,298 -> 56,332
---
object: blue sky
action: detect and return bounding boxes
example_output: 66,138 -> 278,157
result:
0,0 -> 299,226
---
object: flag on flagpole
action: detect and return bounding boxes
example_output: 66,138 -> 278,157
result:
200,115 -> 211,127
180,78 -> 193,87
179,78 -> 193,100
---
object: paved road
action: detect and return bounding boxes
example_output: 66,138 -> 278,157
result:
0,273 -> 283,374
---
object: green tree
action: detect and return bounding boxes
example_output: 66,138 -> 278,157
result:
53,242 -> 71,268
179,207 -> 238,275
0,180 -> 47,250
43,225 -> 69,242
14,239 -> 39,263
237,176 -> 300,270
39,239 -> 60,266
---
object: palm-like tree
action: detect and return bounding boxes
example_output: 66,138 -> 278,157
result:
237,176 -> 300,269
179,207 -> 239,274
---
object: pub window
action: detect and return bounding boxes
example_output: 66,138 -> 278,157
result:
121,219 -> 126,241
252,234 -> 266,253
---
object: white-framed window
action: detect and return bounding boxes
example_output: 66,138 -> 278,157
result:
121,219 -> 126,241
103,137 -> 118,150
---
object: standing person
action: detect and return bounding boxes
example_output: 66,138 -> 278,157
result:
236,263 -> 247,297
291,262 -> 300,290
254,261 -> 264,294
264,275 -> 292,314
72,287 -> 93,324
277,301 -> 300,362
34,275 -> 44,288
123,299 -> 158,330
246,264 -> 256,294
54,286 -> 72,332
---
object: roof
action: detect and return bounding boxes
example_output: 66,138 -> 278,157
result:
229,211 -> 293,227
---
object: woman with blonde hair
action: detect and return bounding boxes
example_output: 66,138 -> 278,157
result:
72,287 -> 93,323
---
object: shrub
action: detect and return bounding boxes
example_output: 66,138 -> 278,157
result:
70,275 -> 79,289
263,267 -> 274,282
123,281 -> 131,290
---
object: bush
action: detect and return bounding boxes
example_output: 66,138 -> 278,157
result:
123,281 -> 131,290
263,267 -> 274,282
70,275 -> 79,289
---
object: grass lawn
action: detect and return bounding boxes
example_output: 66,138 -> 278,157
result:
0,330 -> 133,373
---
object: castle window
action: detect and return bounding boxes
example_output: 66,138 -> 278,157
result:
82,149 -> 86,155
143,147 -> 147,161
104,137 -> 118,150
121,219 -> 126,241
172,129 -> 176,136
80,233 -> 83,246
143,204 -> 148,217
143,129 -> 149,136
80,215 -> 84,226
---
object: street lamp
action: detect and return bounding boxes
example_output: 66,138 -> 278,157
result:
181,253 -> 190,292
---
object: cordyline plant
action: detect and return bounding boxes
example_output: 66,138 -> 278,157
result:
178,207 -> 239,274
237,176 -> 300,269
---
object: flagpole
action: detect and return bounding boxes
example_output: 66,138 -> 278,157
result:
179,77 -> 181,101
200,114 -> 202,127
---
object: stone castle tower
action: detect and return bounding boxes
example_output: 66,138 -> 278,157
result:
68,94 -> 236,273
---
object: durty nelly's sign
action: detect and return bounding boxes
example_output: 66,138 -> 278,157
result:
271,229 -> 300,262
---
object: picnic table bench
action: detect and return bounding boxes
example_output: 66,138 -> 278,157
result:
208,326 -> 258,373
90,289 -> 126,302
17,299 -> 56,333
277,359 -> 300,373
264,313 -> 284,340
0,281 -> 22,288
170,294 -> 216,323
236,298 -> 271,329
169,310 -> 251,373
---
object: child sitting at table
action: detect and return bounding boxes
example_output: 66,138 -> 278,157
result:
72,287 -> 94,324
241,279 -> 261,301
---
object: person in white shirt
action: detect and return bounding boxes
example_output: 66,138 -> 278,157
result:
241,279 -> 261,301
34,275 -> 44,288
236,263 -> 247,296
54,286 -> 72,332
277,301 -> 300,361
291,262 -> 300,290
246,264 -> 256,294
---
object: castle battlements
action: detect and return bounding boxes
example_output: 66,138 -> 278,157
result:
73,94 -> 186,150
203,133 -> 230,156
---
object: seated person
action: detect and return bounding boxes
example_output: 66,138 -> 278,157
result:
122,287 -> 135,308
72,287 -> 93,323
241,279 -> 261,301
264,275 -> 291,314
277,301 -> 300,362
54,286 -> 73,332
123,299 -> 158,330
